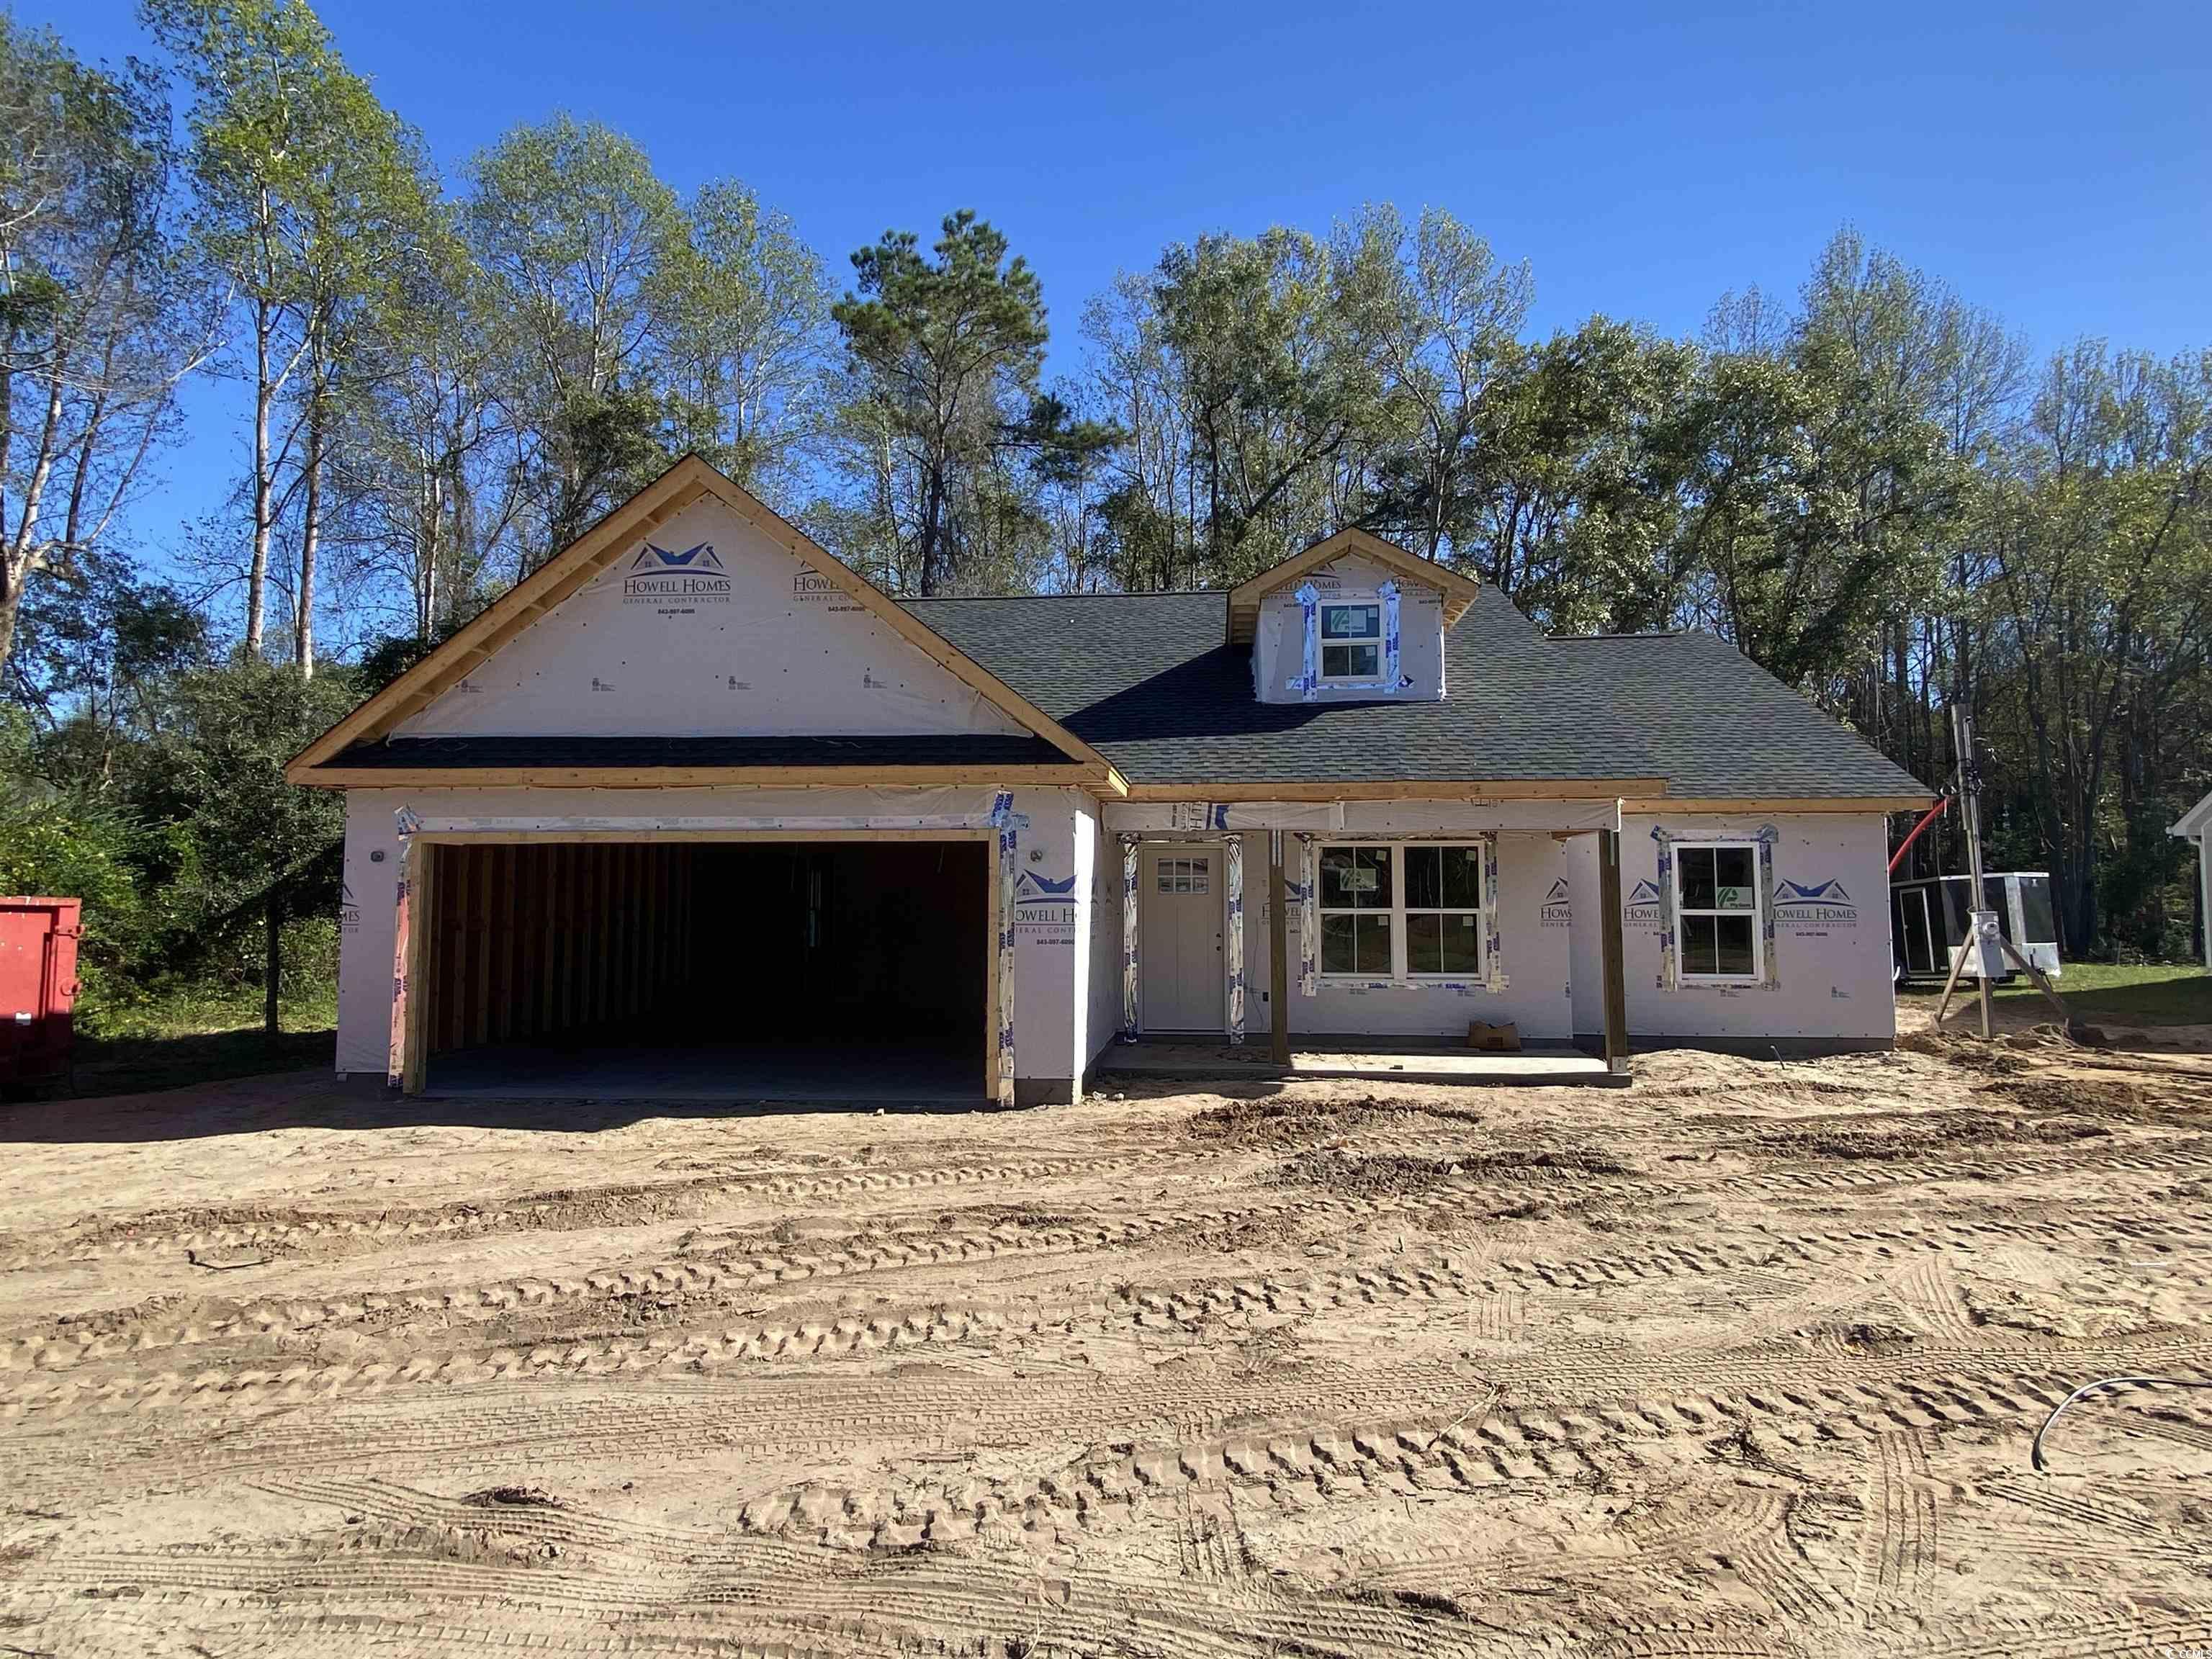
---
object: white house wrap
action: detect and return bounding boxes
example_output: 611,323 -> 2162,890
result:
295,463 -> 1924,1109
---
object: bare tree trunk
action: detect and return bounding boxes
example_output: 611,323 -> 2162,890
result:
263,887 -> 284,1038
920,464 -> 945,595
0,575 -> 21,688
295,391 -> 324,675
248,299 -> 275,655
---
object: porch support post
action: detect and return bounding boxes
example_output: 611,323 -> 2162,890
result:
1119,835 -> 1141,1041
1597,827 -> 1629,1074
392,836 -> 433,1096
1269,830 -> 1291,1066
1223,835 -> 1244,1044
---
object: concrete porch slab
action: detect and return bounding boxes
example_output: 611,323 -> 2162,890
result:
1093,1037 -> 1627,1088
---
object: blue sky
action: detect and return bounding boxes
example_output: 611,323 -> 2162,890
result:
40,0 -> 2212,565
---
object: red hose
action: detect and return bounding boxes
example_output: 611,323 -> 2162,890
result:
1888,796 -> 1949,874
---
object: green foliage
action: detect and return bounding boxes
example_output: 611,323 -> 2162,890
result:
0,791 -> 144,1009
4,0 -> 2208,983
830,211 -> 1067,595
0,12 -> 207,685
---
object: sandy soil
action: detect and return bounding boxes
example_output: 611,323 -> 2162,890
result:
2,1033 -> 2210,1657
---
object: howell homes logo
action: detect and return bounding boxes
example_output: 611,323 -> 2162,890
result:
1775,877 -> 1859,934
1540,876 -> 1572,928
621,541 -> 732,607
1623,878 -> 1663,931
1014,868 -> 1079,942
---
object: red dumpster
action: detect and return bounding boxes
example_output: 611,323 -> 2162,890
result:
0,897 -> 81,1094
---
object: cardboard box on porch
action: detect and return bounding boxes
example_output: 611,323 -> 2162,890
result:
1466,1020 -> 1520,1053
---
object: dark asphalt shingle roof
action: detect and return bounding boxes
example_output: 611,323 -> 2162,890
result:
904,588 -> 1928,800
331,734 -> 1069,770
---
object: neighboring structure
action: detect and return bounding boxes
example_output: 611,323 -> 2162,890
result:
2175,791 -> 2212,971
289,457 -> 1933,1105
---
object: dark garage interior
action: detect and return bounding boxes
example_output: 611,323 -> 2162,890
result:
418,839 -> 987,1101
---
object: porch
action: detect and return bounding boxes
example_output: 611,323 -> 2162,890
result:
1092,1035 -> 1625,1088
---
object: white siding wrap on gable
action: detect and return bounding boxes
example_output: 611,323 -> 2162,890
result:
396,496 -> 1025,741
1251,553 -> 1446,706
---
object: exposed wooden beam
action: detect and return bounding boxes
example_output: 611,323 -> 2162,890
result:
1597,827 -> 1629,1075
290,763 -> 1115,790
413,827 -> 995,845
1620,795 -> 1936,814
1120,779 -> 1662,803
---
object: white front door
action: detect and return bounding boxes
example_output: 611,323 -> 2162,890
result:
1141,846 -> 1224,1033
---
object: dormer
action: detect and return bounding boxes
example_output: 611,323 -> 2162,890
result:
1228,529 -> 1482,706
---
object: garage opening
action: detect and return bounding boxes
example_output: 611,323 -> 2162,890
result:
415,839 -> 989,1102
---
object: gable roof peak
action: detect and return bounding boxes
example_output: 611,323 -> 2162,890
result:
1223,527 -> 1485,645
284,452 -> 1125,791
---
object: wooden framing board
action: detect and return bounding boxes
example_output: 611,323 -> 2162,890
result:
1597,827 -> 1629,1074
1621,795 -> 1935,814
287,454 -> 1126,794
299,764 -> 1108,790
400,840 -> 433,1094
394,827 -> 1002,1102
1122,779 -> 1663,803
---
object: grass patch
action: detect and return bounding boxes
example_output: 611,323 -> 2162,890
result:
1902,961 -> 2211,1028
59,979 -> 338,1099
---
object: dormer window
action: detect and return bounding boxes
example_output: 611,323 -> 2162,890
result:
1320,603 -> 1381,681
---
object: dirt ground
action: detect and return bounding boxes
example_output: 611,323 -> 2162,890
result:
2,1025 -> 2210,1657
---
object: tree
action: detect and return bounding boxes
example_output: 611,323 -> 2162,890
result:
145,0 -> 428,667
156,658 -> 351,1034
657,180 -> 832,502
831,211 -> 1060,594
1981,344 -> 2211,954
0,17 -> 212,688
1143,226 -> 1384,583
323,205 -> 521,647
1457,318 -> 1700,631
464,114 -> 680,563
1336,205 -> 1531,563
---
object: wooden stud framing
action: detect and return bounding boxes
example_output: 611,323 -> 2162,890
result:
401,827 -> 1002,1103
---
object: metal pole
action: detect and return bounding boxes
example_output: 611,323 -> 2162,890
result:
1951,703 -> 1996,1041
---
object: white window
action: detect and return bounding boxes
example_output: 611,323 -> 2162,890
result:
1673,841 -> 1762,982
1319,601 -> 1381,681
1156,856 -> 1210,894
1318,842 -> 1485,979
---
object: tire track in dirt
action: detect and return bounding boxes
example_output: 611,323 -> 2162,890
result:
2,1178 -> 1694,1384
1713,1136 -> 2212,1199
0,1148 -> 1236,1272
30,1341 -> 2196,1552
12,1217 -> 2209,1437
1850,1429 -> 1936,1613
3,1490 -> 1513,1659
